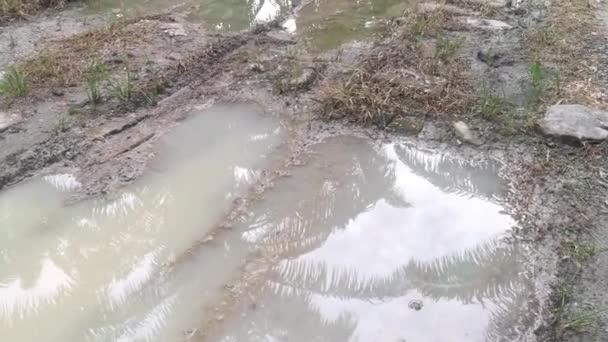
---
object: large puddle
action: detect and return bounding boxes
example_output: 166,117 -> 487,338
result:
0,105 -> 282,341
81,0 -> 405,50
0,105 -> 538,341
207,136 -> 537,341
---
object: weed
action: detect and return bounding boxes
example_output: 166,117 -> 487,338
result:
412,14 -> 432,37
502,110 -> 515,136
85,60 -> 107,104
528,24 -> 561,50
523,110 -> 538,130
552,69 -> 562,95
0,0 -> 67,19
108,13 -> 127,33
529,59 -> 545,93
563,308 -> 608,331
141,84 -> 160,106
52,115 -> 70,134
0,66 -> 27,98
111,68 -> 133,102
21,53 -> 68,88
526,58 -> 546,113
434,36 -> 463,63
478,85 -> 503,119
568,242 -> 601,263
407,9 -> 445,38
555,281 -> 574,309
67,105 -> 81,116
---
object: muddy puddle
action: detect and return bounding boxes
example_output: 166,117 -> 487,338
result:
80,0 -> 403,50
206,136 -> 539,341
0,105 -> 539,340
0,105 -> 282,341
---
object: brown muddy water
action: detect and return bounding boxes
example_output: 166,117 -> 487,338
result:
0,104 -> 538,341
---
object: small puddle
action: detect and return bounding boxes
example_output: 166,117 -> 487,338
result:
0,105 -> 282,341
80,0 -> 404,50
209,136 -> 538,341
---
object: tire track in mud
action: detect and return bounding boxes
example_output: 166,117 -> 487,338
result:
0,14 -> 295,196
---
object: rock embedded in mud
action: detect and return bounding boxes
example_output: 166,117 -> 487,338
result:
477,49 -> 514,67
539,104 -> 608,141
0,112 -> 23,132
247,63 -> 265,73
452,121 -> 482,145
418,122 -> 443,140
160,23 -> 187,37
464,18 -> 513,31
288,68 -> 317,90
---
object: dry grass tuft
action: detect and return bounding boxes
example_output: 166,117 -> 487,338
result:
319,9 -> 475,126
0,0 -> 67,21
20,17 -> 150,89
525,0 -> 608,111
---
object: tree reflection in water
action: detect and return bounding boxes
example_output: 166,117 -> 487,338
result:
218,136 -> 538,342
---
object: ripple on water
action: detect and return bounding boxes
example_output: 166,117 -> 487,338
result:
0,105 -> 282,341
212,136 -> 538,342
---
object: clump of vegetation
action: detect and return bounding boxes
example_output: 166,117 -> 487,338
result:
18,16 -> 146,91
528,59 -> 546,101
319,10 -> 474,127
111,68 -> 133,102
0,66 -> 27,98
478,85 -> 503,119
501,110 -> 515,136
319,69 -> 411,126
0,0 -> 67,20
85,60 -> 107,104
434,36 -> 463,64
563,308 -> 608,332
52,115 -> 69,134
409,9 -> 447,38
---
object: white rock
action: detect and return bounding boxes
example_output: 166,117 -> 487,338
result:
0,112 -> 22,132
539,104 -> 608,141
452,121 -> 482,145
465,18 -> 513,30
160,23 -> 187,37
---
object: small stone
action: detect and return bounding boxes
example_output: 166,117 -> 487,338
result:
452,121 -> 482,145
387,116 -> 423,135
418,122 -> 443,140
539,104 -> 608,141
166,52 -> 182,61
408,300 -> 424,311
477,49 -> 513,67
247,63 -> 265,73
289,68 -> 316,90
161,23 -> 187,37
51,89 -> 64,96
465,18 -> 513,31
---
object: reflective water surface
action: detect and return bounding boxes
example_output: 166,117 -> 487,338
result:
0,105 -> 281,341
82,0 -> 405,50
0,110 -> 538,341
210,136 -> 537,342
